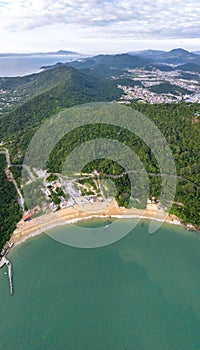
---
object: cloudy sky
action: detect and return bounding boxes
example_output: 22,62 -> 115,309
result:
0,0 -> 199,53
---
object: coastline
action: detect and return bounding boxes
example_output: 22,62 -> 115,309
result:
8,199 -> 196,250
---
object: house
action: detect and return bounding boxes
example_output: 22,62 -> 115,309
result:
45,189 -> 51,197
60,200 -> 67,209
23,211 -> 32,222
49,202 -> 58,212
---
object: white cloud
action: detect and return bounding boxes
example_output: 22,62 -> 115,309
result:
0,0 -> 199,52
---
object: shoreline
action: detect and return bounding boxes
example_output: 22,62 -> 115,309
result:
7,200 -> 199,251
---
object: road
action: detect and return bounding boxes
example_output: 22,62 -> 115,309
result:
0,148 -> 25,212
23,164 -> 36,181
104,171 -> 200,191
76,170 -> 200,192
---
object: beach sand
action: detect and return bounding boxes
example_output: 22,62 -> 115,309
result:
9,200 -> 181,248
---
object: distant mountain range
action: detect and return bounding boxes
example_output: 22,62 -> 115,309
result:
0,48 -> 199,68
130,48 -> 200,65
0,50 -> 80,57
1,47 -> 199,140
41,48 -> 200,77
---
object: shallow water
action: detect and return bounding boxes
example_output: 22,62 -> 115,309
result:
0,219 -> 200,350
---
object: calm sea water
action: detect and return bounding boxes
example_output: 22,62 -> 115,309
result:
0,219 -> 200,350
0,55 -> 81,77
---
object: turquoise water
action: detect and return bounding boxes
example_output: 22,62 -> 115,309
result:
1,220 -> 200,350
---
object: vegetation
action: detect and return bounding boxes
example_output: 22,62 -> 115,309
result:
0,155 -> 21,252
0,59 -> 199,245
10,166 -> 23,188
0,66 -> 121,164
133,102 -> 200,226
149,82 -> 192,95
49,189 -> 60,205
46,173 -> 58,182
44,102 -> 199,226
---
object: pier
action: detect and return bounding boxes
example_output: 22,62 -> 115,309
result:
0,256 -> 14,295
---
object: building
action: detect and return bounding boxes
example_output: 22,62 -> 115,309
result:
23,211 -> 32,222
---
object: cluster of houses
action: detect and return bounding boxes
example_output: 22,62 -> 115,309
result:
117,67 -> 200,104
49,197 -> 75,212
45,180 -> 62,196
44,179 -> 75,212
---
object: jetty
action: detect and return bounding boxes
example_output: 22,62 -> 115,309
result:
0,255 -> 14,296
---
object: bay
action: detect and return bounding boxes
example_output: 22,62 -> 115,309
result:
0,219 -> 200,350
0,55 -> 81,77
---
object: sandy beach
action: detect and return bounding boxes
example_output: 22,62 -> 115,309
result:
9,199 -> 182,248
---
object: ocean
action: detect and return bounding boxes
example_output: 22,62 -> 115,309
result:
0,55 -> 81,77
0,219 -> 200,349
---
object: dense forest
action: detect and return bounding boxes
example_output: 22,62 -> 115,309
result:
0,66 -> 121,163
45,102 -> 200,227
0,155 -> 21,252
133,102 -> 200,226
0,61 -> 200,251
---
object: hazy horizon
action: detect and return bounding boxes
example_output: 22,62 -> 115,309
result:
0,45 -> 199,56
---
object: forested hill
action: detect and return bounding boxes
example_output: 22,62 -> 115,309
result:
0,65 -> 121,143
1,65 -> 119,102
0,61 -> 199,231
42,53 -> 148,71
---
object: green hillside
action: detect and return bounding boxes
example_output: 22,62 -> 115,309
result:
42,53 -> 148,79
44,102 -> 199,227
0,60 -> 199,247
0,154 -> 21,252
149,83 -> 192,96
0,65 -> 121,159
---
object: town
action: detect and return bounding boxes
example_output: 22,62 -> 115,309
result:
0,88 -> 23,113
116,67 -> 200,104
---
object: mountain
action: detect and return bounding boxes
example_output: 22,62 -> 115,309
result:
129,49 -> 165,60
0,51 -> 199,233
43,53 -> 148,74
129,48 -> 200,66
152,48 -> 200,65
0,65 -> 121,148
0,50 -> 79,57
41,50 -> 200,78
84,53 -> 148,69
176,63 -> 200,73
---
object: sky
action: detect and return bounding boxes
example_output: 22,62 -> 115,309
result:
0,0 -> 199,54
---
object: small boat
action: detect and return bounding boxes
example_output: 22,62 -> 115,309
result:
104,224 -> 109,229
4,272 -> 7,275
